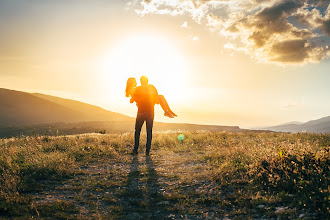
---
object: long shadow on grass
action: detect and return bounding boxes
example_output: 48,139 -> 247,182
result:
119,155 -> 168,219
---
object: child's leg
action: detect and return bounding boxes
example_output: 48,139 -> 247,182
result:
159,95 -> 177,117
159,95 -> 169,113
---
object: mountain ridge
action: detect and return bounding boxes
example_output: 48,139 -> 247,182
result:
0,88 -> 86,126
0,88 -> 242,137
31,92 -> 133,122
262,116 -> 330,133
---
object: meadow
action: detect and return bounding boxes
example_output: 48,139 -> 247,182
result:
0,131 -> 329,219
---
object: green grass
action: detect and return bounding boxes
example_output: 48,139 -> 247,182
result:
0,131 -> 329,219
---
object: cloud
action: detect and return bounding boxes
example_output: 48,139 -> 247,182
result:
322,19 -> 330,36
134,0 -> 330,64
270,39 -> 310,62
320,6 -> 330,36
280,98 -> 303,110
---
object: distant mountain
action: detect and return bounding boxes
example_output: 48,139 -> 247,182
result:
262,116 -> 330,133
31,93 -> 132,122
0,88 -> 242,137
0,88 -> 132,126
0,88 -> 83,126
277,121 -> 303,126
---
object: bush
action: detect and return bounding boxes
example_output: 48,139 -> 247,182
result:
252,150 -> 329,218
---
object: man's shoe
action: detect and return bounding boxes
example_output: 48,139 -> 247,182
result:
132,150 -> 138,155
146,151 -> 150,156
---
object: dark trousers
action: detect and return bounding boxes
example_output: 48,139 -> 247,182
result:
134,112 -> 154,153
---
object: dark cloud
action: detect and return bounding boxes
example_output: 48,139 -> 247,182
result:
270,39 -> 330,63
321,19 -> 330,36
307,0 -> 330,8
248,31 -> 268,48
293,4 -> 329,37
291,29 -> 314,38
237,1 -> 311,48
257,0 -> 303,22
136,0 -> 330,64
234,0 -> 326,63
270,39 -> 308,62
249,0 -> 305,35
293,10 -> 322,28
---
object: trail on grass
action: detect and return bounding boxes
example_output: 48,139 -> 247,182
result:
32,151 -> 211,219
30,143 -> 323,219
18,132 -> 327,219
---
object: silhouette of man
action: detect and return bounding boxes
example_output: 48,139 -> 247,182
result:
131,76 -> 159,156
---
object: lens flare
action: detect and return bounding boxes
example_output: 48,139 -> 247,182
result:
177,134 -> 184,141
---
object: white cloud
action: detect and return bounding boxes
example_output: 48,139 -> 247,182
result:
134,0 -> 330,64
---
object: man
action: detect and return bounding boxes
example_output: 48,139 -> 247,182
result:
131,76 -> 159,156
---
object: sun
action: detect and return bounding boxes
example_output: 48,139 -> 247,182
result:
99,33 -> 189,102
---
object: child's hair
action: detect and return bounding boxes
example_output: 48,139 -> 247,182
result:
125,77 -> 137,97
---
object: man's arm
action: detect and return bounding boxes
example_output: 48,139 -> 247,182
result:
130,87 -> 140,104
153,86 -> 160,104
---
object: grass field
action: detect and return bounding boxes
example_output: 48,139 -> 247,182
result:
0,131 -> 329,219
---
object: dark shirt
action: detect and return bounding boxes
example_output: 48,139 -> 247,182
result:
132,84 -> 159,113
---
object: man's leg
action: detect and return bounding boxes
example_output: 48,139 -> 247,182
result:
145,113 -> 154,155
134,113 -> 145,152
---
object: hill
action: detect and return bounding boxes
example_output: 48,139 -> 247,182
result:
0,88 -> 242,137
262,116 -> 330,133
0,88 -> 85,126
31,93 -> 132,122
0,88 -> 132,126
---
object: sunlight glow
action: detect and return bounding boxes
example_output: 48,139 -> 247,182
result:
99,33 -> 189,102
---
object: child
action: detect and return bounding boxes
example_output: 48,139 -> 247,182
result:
125,77 -> 177,118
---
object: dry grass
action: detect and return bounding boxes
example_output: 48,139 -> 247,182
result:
0,131 -> 329,219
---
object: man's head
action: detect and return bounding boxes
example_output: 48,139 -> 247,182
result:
140,75 -> 149,86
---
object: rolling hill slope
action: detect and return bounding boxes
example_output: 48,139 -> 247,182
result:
0,88 -> 132,126
0,88 -> 242,137
0,88 -> 85,126
31,93 -> 133,122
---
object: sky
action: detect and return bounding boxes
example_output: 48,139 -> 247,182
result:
0,0 -> 329,128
